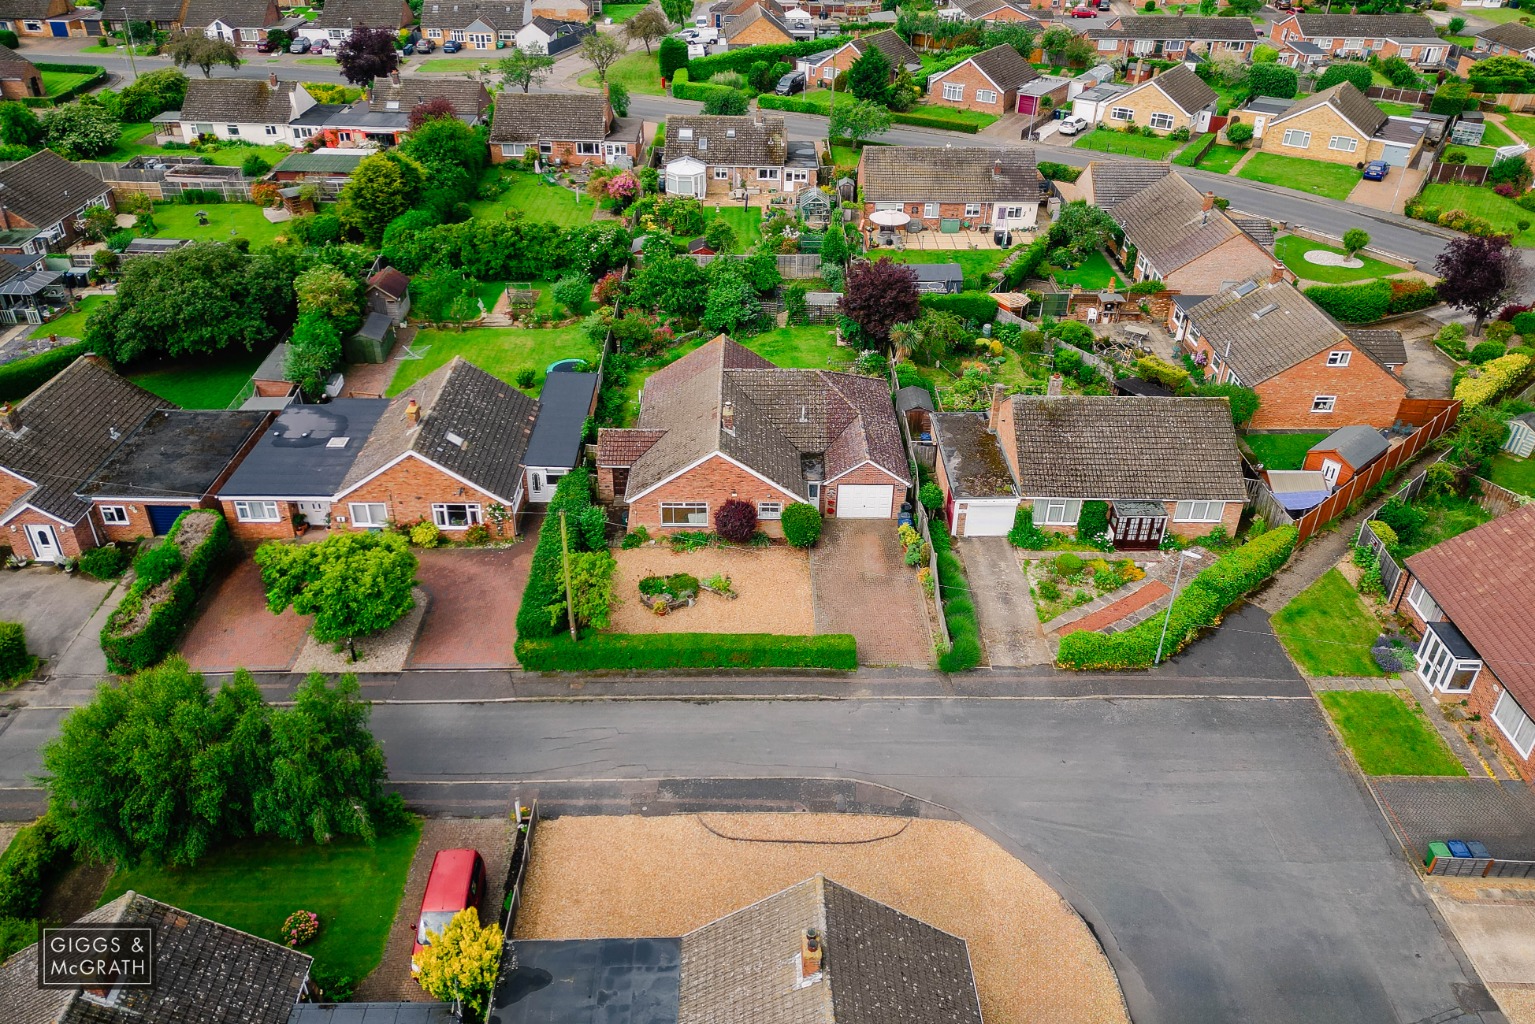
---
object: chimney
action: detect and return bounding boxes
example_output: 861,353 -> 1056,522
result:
988,382 -> 1006,433
1270,263 -> 1285,285
1047,373 -> 1063,397
268,71 -> 278,88
721,399 -> 735,432
405,399 -> 420,426
1135,57 -> 1144,82
992,158 -> 1002,180
801,928 -> 823,978
0,403 -> 17,433
390,69 -> 401,85
1202,190 -> 1214,212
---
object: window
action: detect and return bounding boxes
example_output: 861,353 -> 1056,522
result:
432,503 -> 482,529
977,89 -> 997,104
1328,135 -> 1358,152
999,205 -> 1024,220
451,29 -> 466,40
1343,38 -> 1362,49
1311,395 -> 1336,413
501,143 -> 526,157
539,142 -> 552,154
1174,500 -> 1223,523
1281,129 -> 1311,148
660,502 -> 708,526
297,127 -> 316,139
924,202 -> 939,218
758,502 -> 783,519
1098,39 -> 1116,51
265,124 -> 278,136
576,142 -> 601,155
697,137 -> 707,151
822,65 -> 834,79
100,505 -> 129,526
234,500 -> 281,523
1110,106 -> 1134,121
1493,690 -> 1535,758
1036,498 -> 1082,526
23,20 -> 41,31
227,124 -> 241,136
678,127 -> 693,140
349,503 -> 389,527
241,28 -> 259,40
1149,112 -> 1175,130
757,167 -> 779,179
942,82 -> 964,101
1406,580 -> 1441,622
965,203 -> 981,217
1326,350 -> 1351,367
714,167 -> 729,179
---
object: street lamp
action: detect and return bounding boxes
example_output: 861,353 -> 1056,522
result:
122,7 -> 140,82
1153,548 -> 1203,666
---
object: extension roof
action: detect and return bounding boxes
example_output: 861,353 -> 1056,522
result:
1116,64 -> 1218,115
1288,13 -> 1437,39
489,91 -> 609,143
932,43 -> 1037,92
181,78 -> 304,124
0,355 -> 164,526
182,0 -> 276,28
0,149 -> 107,231
677,875 -> 983,1024
420,0 -> 526,29
218,398 -> 389,499
1406,504 -> 1535,710
313,0 -> 413,28
77,409 -> 268,501
1110,171 -> 1258,276
0,44 -> 38,73
1344,327 -> 1407,366
274,150 -> 368,173
860,145 -> 1040,203
524,370 -> 597,469
1086,160 -> 1171,209
664,114 -> 788,167
1005,395 -> 1246,501
1093,15 -> 1256,41
847,27 -> 920,68
1309,424 -> 1388,469
933,411 -> 1016,499
0,891 -> 311,1024
1185,278 -> 1358,385
1271,81 -> 1385,137
1478,21 -> 1535,51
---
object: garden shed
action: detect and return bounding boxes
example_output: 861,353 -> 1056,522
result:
345,312 -> 396,364
1504,411 -> 1535,459
664,157 -> 707,199
804,291 -> 842,323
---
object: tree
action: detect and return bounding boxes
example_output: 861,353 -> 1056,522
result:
0,101 -> 41,147
80,205 -> 116,242
1040,26 -> 1072,64
1436,234 -> 1525,335
499,45 -> 556,93
1342,228 -> 1370,257
1246,62 -> 1297,100
1224,121 -> 1253,146
580,33 -> 625,83
702,260 -> 762,333
625,6 -> 670,54
983,22 -> 1035,61
626,244 -> 709,319
820,216 -> 849,266
1062,36 -> 1097,68
285,312 -> 343,399
408,96 -> 457,130
411,265 -> 480,328
658,35 -> 689,82
846,44 -> 892,104
1195,381 -> 1260,426
829,98 -> 891,146
339,150 -> 424,244
254,532 -> 419,649
1448,15 -> 1466,34
413,908 -> 504,1023
840,257 -> 919,347
400,114 -> 485,194
703,89 -> 748,115
336,26 -> 400,85
43,101 -> 119,158
910,309 -> 967,364
607,81 -> 630,118
551,272 -> 591,315
661,0 -> 690,24
714,498 -> 757,542
167,35 -> 240,77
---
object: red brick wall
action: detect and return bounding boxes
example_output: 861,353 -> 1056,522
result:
859,199 -> 998,234
489,138 -> 640,167
927,61 -> 1013,116
1248,345 -> 1406,430
0,73 -> 42,101
806,43 -> 861,83
334,455 -> 523,538
823,463 -> 906,519
0,469 -> 32,517
1163,499 -> 1243,539
627,454 -> 800,537
221,499 -> 301,543
7,511 -> 93,560
90,499 -> 221,545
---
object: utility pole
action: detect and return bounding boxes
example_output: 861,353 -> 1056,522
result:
558,508 -> 577,641
122,8 -> 140,82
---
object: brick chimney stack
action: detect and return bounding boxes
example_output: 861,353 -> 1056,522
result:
405,399 -> 420,426
721,399 -> 735,432
992,158 -> 1002,180
1270,263 -> 1286,284
1047,373 -> 1063,397
0,403 -> 18,433
390,69 -> 401,85
1202,191 -> 1215,212
269,71 -> 278,88
801,928 -> 823,978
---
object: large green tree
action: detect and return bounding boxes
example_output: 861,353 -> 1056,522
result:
339,150 -> 425,244
43,101 -> 119,158
499,46 -> 557,93
846,44 -> 892,104
0,101 -> 41,147
255,532 -> 419,648
284,312 -> 343,399
829,98 -> 891,146
166,35 -> 240,77
295,263 -> 365,333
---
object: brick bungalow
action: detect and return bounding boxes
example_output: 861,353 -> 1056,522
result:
596,336 -> 911,533
1176,278 -> 1408,430
182,0 -> 281,46
1300,424 -> 1389,489
0,149 -> 114,252
1078,159 -> 1173,211
1269,13 -> 1447,68
709,0 -> 783,30
1387,505 -> 1535,791
177,73 -> 319,146
1476,21 -> 1535,60
102,0 -> 188,33
1248,82 -> 1426,168
326,73 -> 492,147
299,0 -> 414,46
926,44 -> 1038,117
1086,16 -> 1257,62
723,3 -> 793,48
857,145 -> 1045,237
1110,171 -> 1282,294
487,92 -> 643,167
0,45 -> 42,100
420,0 -> 527,50
1096,64 -> 1218,136
662,114 -> 818,196
803,29 -> 921,86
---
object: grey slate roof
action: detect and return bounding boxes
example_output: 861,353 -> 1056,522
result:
1289,13 -> 1436,39
1092,15 -> 1255,41
218,398 -> 389,498
664,114 -> 788,167
183,0 -> 275,28
848,27 -> 920,69
524,370 -> 597,469
490,91 -> 608,143
421,0 -> 525,30
366,75 -> 491,116
677,875 -> 983,1024
338,356 -> 538,503
181,78 -> 303,124
933,412 -> 1015,498
1110,171 -> 1253,276
860,145 -> 1041,203
1123,64 -> 1218,115
0,355 -> 164,525
1,891 -> 310,1024
1273,81 -> 1385,137
1478,21 -> 1535,51
1345,328 -> 1407,367
0,44 -> 37,73
78,409 -> 268,500
314,0 -> 413,28
1310,424 -> 1388,469
291,1004 -> 458,1024
1232,216 -> 1275,248
1186,278 -> 1351,385
943,43 -> 1037,92
1006,395 -> 1246,501
1086,160 -> 1171,209
0,149 -> 108,231
112,0 -> 191,23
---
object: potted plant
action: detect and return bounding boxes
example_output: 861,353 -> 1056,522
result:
291,511 -> 309,536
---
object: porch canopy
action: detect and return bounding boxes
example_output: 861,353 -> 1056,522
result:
664,157 -> 706,199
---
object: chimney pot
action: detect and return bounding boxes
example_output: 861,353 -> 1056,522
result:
269,71 -> 278,88
0,403 -> 17,433
1047,373 -> 1063,397
390,69 -> 401,85
405,398 -> 420,425
1202,190 -> 1215,212
801,928 -> 823,978
721,399 -> 735,431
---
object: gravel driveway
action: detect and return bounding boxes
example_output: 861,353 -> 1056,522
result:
958,537 -> 1053,667
607,544 -> 813,635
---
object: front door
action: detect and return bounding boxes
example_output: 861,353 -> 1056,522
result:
49,19 -> 67,36
1113,515 -> 1166,550
24,523 -> 60,562
295,501 -> 330,527
528,469 -> 564,503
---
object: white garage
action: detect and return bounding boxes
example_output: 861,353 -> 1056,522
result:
836,484 -> 895,518
953,498 -> 1019,537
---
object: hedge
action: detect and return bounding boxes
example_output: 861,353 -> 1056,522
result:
756,93 -> 821,115
1511,311 -> 1535,337
1455,352 -> 1533,410
688,36 -> 850,82
1056,525 -> 1298,670
1303,279 -> 1437,324
890,109 -> 982,134
0,621 -> 33,683
516,632 -> 858,671
1037,161 -> 1082,183
515,467 -> 597,641
672,79 -> 746,105
1002,237 -> 1049,290
0,340 -> 102,403
100,510 -> 229,672
920,292 -> 998,323
0,817 -> 65,919
929,521 -> 981,672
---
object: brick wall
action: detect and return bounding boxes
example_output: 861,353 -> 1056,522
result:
727,18 -> 793,46
221,499 -> 302,543
490,138 -> 638,167
0,71 -> 42,101
1163,499 -> 1244,539
91,498 -> 218,546
334,455 -> 524,539
608,454 -> 800,538
1249,344 -> 1406,430
0,470 -> 32,519
806,43 -> 861,83
1259,105 -> 1372,165
927,61 -> 1014,116
7,510 -> 93,560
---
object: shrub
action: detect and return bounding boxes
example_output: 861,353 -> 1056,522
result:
714,498 -> 758,543
1008,506 -> 1049,549
1037,161 -> 1082,183
241,153 -> 272,177
0,340 -> 98,403
1513,311 -> 1535,337
1304,280 -> 1390,323
133,539 -> 184,588
1487,321 -> 1516,344
0,621 -> 30,682
1456,352 -> 1533,409
0,817 -> 64,919
1436,321 -> 1469,360
1317,62 -> 1372,93
1038,578 -> 1060,600
409,521 -> 441,548
516,469 -> 598,640
1225,121 -> 1253,145
1076,500 -> 1111,549
1054,552 -> 1083,576
1375,496 -> 1428,547
1133,355 -> 1190,391
929,525 -> 979,672
516,632 -> 858,671
1366,520 -> 1398,547
79,544 -> 128,580
0,29 -> 16,49
781,502 -> 822,548
620,526 -> 649,549
100,511 -> 228,673
918,482 -> 944,511
515,368 -> 536,389
919,292 -> 997,323
1470,339 -> 1507,365
281,910 -> 320,948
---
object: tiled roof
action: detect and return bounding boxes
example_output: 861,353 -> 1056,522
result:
596,427 -> 665,466
1006,395 -> 1246,500
677,875 -> 983,1024
0,891 -> 310,1024
946,43 -> 1037,92
1086,160 -> 1170,209
1231,216 -> 1275,249
366,75 -> 490,116
183,0 -> 275,28
932,412 -> 1016,498
860,145 -> 1040,203
1111,172 -> 1249,276
1406,504 -> 1535,710
723,2 -> 792,41
1273,82 -> 1384,137
420,0 -> 526,29
113,0 -> 191,23
314,0 -> 413,28
1478,21 -> 1535,50
1186,279 -> 1350,385
957,0 -> 1039,21
0,355 -> 164,524
1345,327 -> 1407,366
1310,424 -> 1388,469
0,44 -> 37,71
0,149 -> 109,231
489,91 -> 608,143
181,78 -> 302,124
664,114 -> 787,167
1123,64 -> 1218,115
1093,15 -> 1255,40
1290,13 -> 1436,39
369,266 -> 410,298
849,28 -> 920,68
339,356 -> 538,504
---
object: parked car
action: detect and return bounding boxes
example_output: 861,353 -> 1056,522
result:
1069,6 -> 1097,16
255,37 -> 277,52
310,37 -> 327,51
1363,160 -> 1389,181
414,37 -> 434,53
442,38 -> 461,52
1097,0 -> 1110,8
1058,115 -> 1090,135
775,71 -> 806,95
411,849 -> 485,972
288,38 -> 310,53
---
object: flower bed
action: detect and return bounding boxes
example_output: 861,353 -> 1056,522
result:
100,510 -> 229,673
1025,554 -> 1144,623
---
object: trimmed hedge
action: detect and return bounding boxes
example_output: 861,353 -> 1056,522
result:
515,467 -> 598,641
0,816 -> 64,919
1303,279 -> 1437,324
29,62 -> 107,106
0,621 -> 32,683
1038,161 -> 1082,183
687,37 -> 850,82
100,510 -> 229,673
756,93 -> 822,115
920,292 -> 998,323
0,340 -> 101,403
890,109 -> 982,134
516,632 -> 858,671
672,79 -> 747,105
1056,526 -> 1298,670
929,521 -> 981,672
1455,352 -> 1533,410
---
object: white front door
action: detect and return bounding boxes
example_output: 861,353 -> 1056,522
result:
836,484 -> 894,519
24,523 -> 60,562
296,501 -> 330,526
1321,459 -> 1342,488
528,469 -> 564,503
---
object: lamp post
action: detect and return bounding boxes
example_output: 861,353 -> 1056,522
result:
122,8 -> 140,82
1153,548 -> 1202,666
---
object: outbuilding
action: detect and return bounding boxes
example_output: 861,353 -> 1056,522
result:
1302,424 -> 1390,489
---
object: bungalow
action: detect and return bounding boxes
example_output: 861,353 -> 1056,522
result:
177,72 -> 316,146
1097,64 -> 1218,136
1476,21 -> 1535,60
529,0 -> 589,20
1248,82 -> 1426,168
857,145 -> 1045,237
1177,277 -> 1408,430
803,28 -> 921,86
489,91 -> 642,167
0,45 -> 42,100
1078,159 -> 1170,210
926,44 -> 1038,117
950,0 -> 1042,25
663,114 -> 817,196
183,0 -> 281,45
596,335 -> 911,530
1269,14 -> 1447,68
1390,505 -> 1535,792
1110,171 -> 1282,294
514,15 -> 592,55
1301,424 -> 1389,489
102,0 -> 186,34
301,0 -> 415,45
709,0 -> 783,30
723,3 -> 794,47
1086,16 -> 1257,62
0,149 -> 115,252
325,73 -> 492,147
420,0 -> 529,50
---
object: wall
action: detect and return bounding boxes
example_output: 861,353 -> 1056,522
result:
333,454 -> 522,538
858,198 -> 1037,234
1247,343 -> 1406,430
220,498 -> 301,542
823,462 -> 906,519
927,61 -> 1014,116
91,498 -> 216,545
626,454 -> 799,537
7,509 -> 93,560
489,137 -> 638,167
1260,105 -> 1369,165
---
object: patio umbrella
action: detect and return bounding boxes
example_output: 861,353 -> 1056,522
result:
869,209 -> 910,228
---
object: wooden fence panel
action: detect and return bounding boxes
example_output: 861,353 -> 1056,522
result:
1245,478 -> 1296,532
1356,520 -> 1404,597
889,364 -> 948,645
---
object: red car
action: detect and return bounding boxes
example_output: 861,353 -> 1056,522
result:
1069,6 -> 1097,16
411,849 -> 486,972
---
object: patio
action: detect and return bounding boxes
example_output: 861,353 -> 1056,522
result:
864,227 -> 1030,253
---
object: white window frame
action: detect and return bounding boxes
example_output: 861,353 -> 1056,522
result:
697,137 -> 708,151
1110,106 -> 1134,121
99,505 -> 130,526
924,202 -> 939,218
1281,128 -> 1311,148
241,28 -> 259,40
965,203 -> 981,217
758,501 -> 783,520
999,205 -> 1025,220
1149,111 -> 1175,130
227,124 -> 241,136
1328,135 -> 1358,153
977,88 -> 998,104
576,142 -> 601,155
660,501 -> 709,526
1097,39 -> 1116,51
349,502 -> 389,527
757,167 -> 779,180
1311,395 -> 1336,413
1406,579 -> 1441,622
234,499 -> 281,523
1326,350 -> 1351,367
501,143 -> 527,157
713,167 -> 729,179
1036,498 -> 1082,526
1493,690 -> 1535,758
1416,627 -> 1481,693
264,124 -> 278,136
822,65 -> 835,79
942,82 -> 964,101
1173,500 -> 1224,523
431,502 -> 482,529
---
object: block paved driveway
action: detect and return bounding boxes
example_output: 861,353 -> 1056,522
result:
180,558 -> 310,673
408,546 -> 530,670
1371,777 -> 1535,862
810,520 -> 932,666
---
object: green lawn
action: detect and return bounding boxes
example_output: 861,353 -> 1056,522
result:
1375,101 -> 1419,118
125,346 -> 270,409
829,144 -> 860,172
100,823 -> 421,984
469,169 -> 597,228
1420,183 -> 1535,248
388,326 -> 599,396
295,57 -> 337,66
1072,128 -> 1185,160
1444,144 -> 1497,167
1393,493 -> 1495,559
599,2 -> 649,21
1468,5 -> 1533,22
1272,569 -> 1385,677
417,57 -> 494,73
1238,153 -> 1361,201
1243,431 -> 1326,471
101,122 -> 292,167
1318,691 -> 1467,776
30,295 -> 108,341
145,202 -> 291,247
707,205 -> 763,252
1480,120 -> 1517,149
1049,250 -> 1121,290
578,50 -> 665,95
1490,452 -> 1535,498
740,324 -> 844,368
40,69 -> 94,96
1499,112 -> 1535,147
887,248 -> 1008,291
1198,144 -> 1246,174
1274,234 -> 1405,285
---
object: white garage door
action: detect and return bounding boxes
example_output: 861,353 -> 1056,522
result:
837,484 -> 894,518
959,502 -> 1015,537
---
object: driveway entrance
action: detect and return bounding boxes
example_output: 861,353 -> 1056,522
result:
957,537 -> 1053,666
810,520 -> 931,666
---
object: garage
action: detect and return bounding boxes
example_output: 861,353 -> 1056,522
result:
955,500 -> 1018,537
146,504 -> 192,535
835,484 -> 894,519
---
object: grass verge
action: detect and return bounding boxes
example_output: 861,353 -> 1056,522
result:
1272,568 -> 1384,677
1318,691 -> 1467,776
1072,128 -> 1184,160
577,50 -> 665,94
1419,183 -> 1535,247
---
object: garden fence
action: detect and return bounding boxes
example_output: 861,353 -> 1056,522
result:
1365,85 -> 1436,106
1244,477 -> 1296,534
689,253 -> 823,278
1426,159 -> 1490,187
1355,520 -> 1405,600
501,799 -> 539,937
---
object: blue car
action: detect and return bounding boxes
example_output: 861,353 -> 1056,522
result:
1363,160 -> 1389,181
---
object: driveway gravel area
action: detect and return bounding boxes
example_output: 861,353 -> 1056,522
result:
810,520 -> 932,666
408,547 -> 528,669
607,544 -> 813,635
515,813 -> 1129,1024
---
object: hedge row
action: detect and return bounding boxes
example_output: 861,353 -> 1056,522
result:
1455,352 -> 1533,410
516,632 -> 858,671
686,36 -> 850,82
1303,279 -> 1437,324
672,79 -> 746,104
0,816 -> 64,919
890,109 -> 982,134
0,621 -> 32,683
929,521 -> 981,672
100,510 -> 229,672
25,63 -> 107,107
514,467 -> 596,641
0,340 -> 101,403
1056,526 -> 1298,670
757,93 -> 823,115
920,292 -> 998,323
